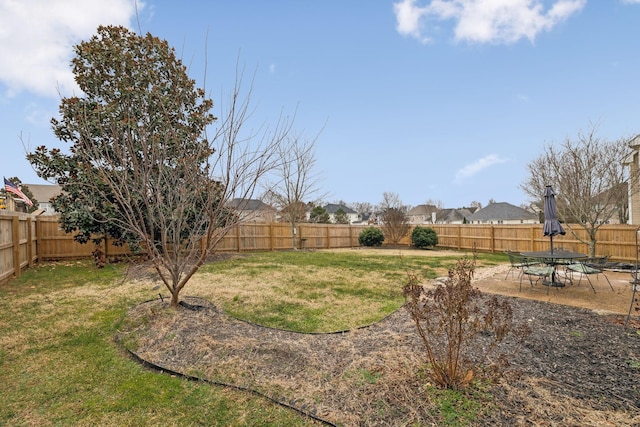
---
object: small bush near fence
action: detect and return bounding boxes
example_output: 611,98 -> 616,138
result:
411,226 -> 438,249
359,227 -> 385,247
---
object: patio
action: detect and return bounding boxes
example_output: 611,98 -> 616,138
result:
473,263 -> 636,316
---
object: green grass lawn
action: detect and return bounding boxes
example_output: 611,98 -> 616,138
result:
0,250 -> 505,426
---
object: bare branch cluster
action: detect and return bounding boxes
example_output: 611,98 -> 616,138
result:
403,256 -> 531,390
521,124 -> 631,255
262,132 -> 325,248
379,192 -> 410,244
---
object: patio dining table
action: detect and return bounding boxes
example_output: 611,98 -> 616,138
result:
520,250 -> 587,287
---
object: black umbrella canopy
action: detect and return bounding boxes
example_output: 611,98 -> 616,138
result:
543,185 -> 565,253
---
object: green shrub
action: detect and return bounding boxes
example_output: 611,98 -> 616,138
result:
411,226 -> 438,249
359,226 -> 384,247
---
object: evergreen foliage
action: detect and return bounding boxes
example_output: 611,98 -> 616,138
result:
359,226 -> 384,247
411,226 -> 438,249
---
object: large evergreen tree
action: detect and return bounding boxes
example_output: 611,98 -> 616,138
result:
28,26 -> 292,306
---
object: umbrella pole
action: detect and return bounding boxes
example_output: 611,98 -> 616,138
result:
550,235 -> 554,255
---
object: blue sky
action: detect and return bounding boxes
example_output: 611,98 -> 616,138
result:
1,0 -> 639,209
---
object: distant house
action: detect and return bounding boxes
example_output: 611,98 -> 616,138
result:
407,204 -> 439,224
624,134 -> 640,224
228,198 -> 276,223
25,183 -> 63,215
323,203 -> 358,224
434,207 -> 476,224
352,212 -> 375,225
466,202 -> 537,224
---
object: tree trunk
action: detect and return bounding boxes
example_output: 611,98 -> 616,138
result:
170,291 -> 180,308
588,239 -> 596,258
291,224 -> 298,250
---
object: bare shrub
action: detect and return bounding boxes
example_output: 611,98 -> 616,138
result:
378,192 -> 410,245
403,255 -> 531,390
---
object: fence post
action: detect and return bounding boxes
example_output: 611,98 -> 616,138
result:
36,216 -> 42,261
12,216 -> 20,278
326,225 -> 330,249
530,226 -> 535,252
490,225 -> 495,253
27,217 -> 34,267
349,225 -> 354,248
236,224 -> 242,252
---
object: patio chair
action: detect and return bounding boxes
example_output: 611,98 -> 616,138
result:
520,260 -> 555,292
504,250 -> 529,280
565,256 -> 614,293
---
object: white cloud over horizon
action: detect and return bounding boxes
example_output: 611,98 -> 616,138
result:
454,154 -> 509,184
0,0 -> 140,99
394,0 -> 587,45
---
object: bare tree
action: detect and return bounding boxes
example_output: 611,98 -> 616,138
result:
521,125 -> 631,256
28,26 -> 294,307
425,199 -> 444,209
263,133 -> 324,249
378,192 -> 411,245
350,201 -> 373,222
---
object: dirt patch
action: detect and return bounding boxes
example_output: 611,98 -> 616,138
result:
118,261 -> 640,426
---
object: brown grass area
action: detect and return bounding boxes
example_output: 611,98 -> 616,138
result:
117,250 -> 640,426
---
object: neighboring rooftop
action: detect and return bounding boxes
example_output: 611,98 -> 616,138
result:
467,202 -> 537,222
24,184 -> 62,203
323,203 -> 356,214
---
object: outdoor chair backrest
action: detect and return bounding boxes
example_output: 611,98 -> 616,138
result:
566,255 -> 613,292
584,256 -> 609,270
506,250 -> 527,266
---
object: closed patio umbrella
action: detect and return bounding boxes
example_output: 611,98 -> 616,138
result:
543,185 -> 565,254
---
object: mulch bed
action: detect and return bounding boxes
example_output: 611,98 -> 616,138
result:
117,291 -> 640,426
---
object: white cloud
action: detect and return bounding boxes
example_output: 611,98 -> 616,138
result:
393,0 -> 432,43
621,0 -> 640,4
454,154 -> 508,184
0,0 -> 141,98
393,0 -> 586,45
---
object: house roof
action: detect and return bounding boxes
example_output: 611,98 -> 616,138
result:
628,134 -> 640,149
435,208 -> 471,222
460,206 -> 479,214
323,203 -> 356,214
407,204 -> 438,216
24,184 -> 62,203
467,202 -> 537,222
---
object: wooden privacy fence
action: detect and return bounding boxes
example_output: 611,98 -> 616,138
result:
3,214 -> 640,284
425,224 -> 640,261
0,212 -> 37,284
